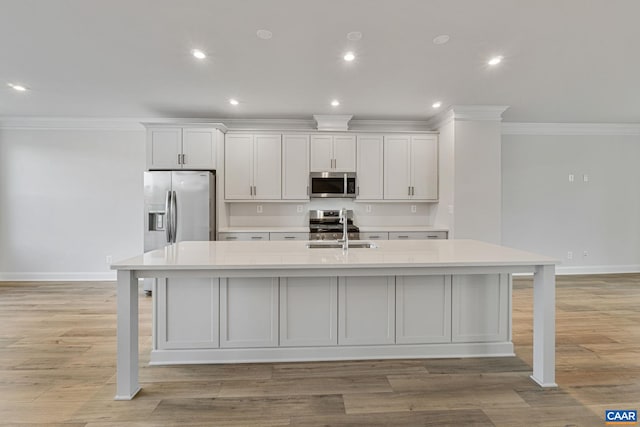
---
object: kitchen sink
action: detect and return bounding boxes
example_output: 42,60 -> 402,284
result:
306,241 -> 378,249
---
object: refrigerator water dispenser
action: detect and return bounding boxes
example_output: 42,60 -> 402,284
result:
148,211 -> 165,231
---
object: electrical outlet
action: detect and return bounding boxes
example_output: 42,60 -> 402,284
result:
411,205 -> 417,213
366,205 -> 372,213
583,250 -> 588,257
106,255 -> 112,264
296,205 -> 303,213
583,174 -> 589,183
568,173 -> 575,183
257,205 -> 263,214
567,251 -> 573,260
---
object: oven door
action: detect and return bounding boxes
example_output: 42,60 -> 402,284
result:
310,172 -> 356,198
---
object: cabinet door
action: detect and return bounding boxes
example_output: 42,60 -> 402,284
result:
310,135 -> 333,171
396,276 -> 451,344
156,278 -> 219,349
147,127 -> 182,170
338,276 -> 395,345
356,135 -> 383,199
224,134 -> 253,200
411,135 -> 438,201
452,274 -> 509,343
220,278 -> 279,348
282,134 -> 310,199
254,134 -> 282,199
182,128 -> 217,170
333,135 -> 357,171
280,277 -> 338,346
383,135 -> 411,200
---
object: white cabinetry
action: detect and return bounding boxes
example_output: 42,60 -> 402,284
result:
282,134 -> 310,200
220,278 -> 279,348
280,277 -> 338,346
218,232 -> 269,241
338,276 -> 395,345
396,276 -> 451,344
269,232 -> 309,241
146,127 -> 218,170
388,231 -> 448,240
155,278 -> 219,349
384,135 -> 438,201
360,232 -> 389,240
452,274 -> 509,343
310,135 -> 356,172
225,134 -> 282,200
356,134 -> 383,200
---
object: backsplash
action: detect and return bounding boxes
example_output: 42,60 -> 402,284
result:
227,200 -> 436,227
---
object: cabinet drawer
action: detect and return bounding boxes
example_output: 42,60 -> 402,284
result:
269,232 -> 310,241
388,231 -> 448,240
218,232 -> 270,241
359,232 -> 389,240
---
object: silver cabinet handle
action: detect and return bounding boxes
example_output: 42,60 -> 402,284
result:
251,236 -> 263,240
181,154 -> 186,165
225,236 -> 237,240
369,235 -> 380,239
408,187 -> 411,196
357,186 -> 360,196
284,236 -> 296,239
250,185 -> 253,196
306,185 -> 309,196
177,153 -> 181,165
412,186 -> 415,196
427,235 -> 438,239
398,235 -> 409,239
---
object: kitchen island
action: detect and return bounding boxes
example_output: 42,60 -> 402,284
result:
111,239 -> 557,400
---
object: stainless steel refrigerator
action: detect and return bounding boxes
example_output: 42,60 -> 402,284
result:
143,171 -> 216,293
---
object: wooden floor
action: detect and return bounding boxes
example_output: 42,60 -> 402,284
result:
0,274 -> 638,426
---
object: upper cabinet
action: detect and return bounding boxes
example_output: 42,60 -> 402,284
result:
310,135 -> 356,172
356,134 -> 383,200
384,135 -> 438,201
225,133 -> 282,200
282,134 -> 310,200
146,126 -> 219,170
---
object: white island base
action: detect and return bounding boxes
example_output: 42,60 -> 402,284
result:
113,239 -> 557,400
152,273 -> 513,365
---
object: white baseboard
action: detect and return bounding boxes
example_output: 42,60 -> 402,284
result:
0,271 -> 117,281
514,264 -> 640,277
150,342 -> 515,365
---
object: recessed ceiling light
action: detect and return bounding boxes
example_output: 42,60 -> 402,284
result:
432,35 -> 450,45
8,83 -> 27,92
347,31 -> 362,41
343,52 -> 355,62
256,29 -> 273,40
488,56 -> 503,66
229,99 -> 239,106
432,101 -> 442,109
192,49 -> 206,59
331,100 -> 340,107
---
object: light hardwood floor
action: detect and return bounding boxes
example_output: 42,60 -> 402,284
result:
0,274 -> 638,426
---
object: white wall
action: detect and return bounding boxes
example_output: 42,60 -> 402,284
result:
0,128 -> 145,280
502,132 -> 640,273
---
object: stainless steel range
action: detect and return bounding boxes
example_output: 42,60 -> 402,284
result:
309,209 -> 360,241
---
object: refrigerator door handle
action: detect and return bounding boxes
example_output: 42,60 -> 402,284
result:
171,190 -> 178,243
165,190 -> 172,243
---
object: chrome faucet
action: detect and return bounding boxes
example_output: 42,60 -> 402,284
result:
338,207 -> 349,252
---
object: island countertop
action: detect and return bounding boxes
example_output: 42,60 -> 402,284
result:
112,239 -> 557,271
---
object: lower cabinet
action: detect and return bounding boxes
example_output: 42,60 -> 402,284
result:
155,273 -> 510,353
452,274 -> 509,343
338,276 -> 395,345
220,278 -> 279,348
396,276 -> 451,344
156,277 -> 220,349
280,277 -> 338,346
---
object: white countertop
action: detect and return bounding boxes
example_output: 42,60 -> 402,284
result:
358,226 -> 449,232
112,239 -> 557,271
218,227 -> 309,233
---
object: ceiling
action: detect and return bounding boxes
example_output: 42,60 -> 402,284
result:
1,0 -> 639,123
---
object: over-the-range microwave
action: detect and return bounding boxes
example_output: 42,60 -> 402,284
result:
309,172 -> 356,198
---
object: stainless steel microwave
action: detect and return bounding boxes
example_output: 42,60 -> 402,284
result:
309,172 -> 356,198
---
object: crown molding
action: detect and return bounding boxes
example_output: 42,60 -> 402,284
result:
502,122 -> 640,136
0,117 -> 147,131
427,105 -> 510,130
